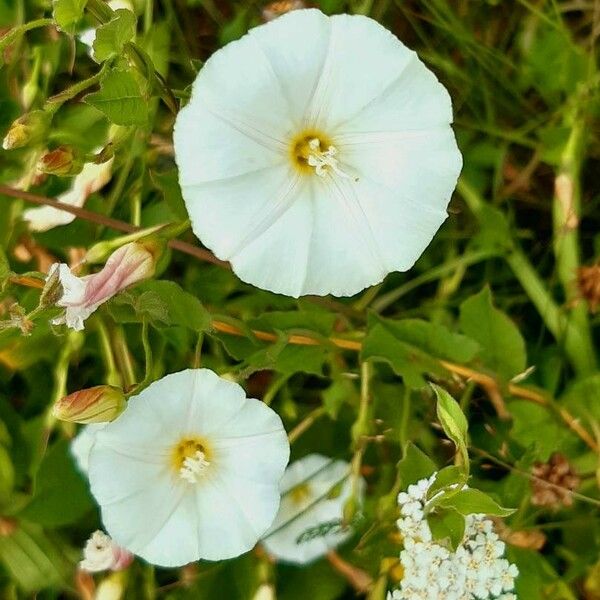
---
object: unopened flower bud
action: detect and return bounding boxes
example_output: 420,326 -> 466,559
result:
38,146 -> 84,176
53,385 -> 126,424
2,110 -> 51,150
49,241 -> 157,331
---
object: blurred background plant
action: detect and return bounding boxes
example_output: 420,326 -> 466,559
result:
0,0 -> 598,598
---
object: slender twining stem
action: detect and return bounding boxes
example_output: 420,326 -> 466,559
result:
45,62 -> 110,112
0,184 -> 227,267
0,18 -> 54,55
288,406 -> 326,444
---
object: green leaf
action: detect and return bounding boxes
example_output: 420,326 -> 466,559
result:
433,384 -> 469,472
362,316 -> 446,389
85,68 -> 148,126
459,287 -> 527,380
427,507 -> 465,551
427,465 -> 467,499
18,439 -> 94,526
322,377 -> 355,419
397,443 -> 437,488
93,9 -> 137,62
371,316 -> 480,364
151,169 -> 189,221
0,522 -> 73,592
52,0 -> 87,34
108,280 -> 211,333
0,444 -> 14,507
439,488 -> 515,517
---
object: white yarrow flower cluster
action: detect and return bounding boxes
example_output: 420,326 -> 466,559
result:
389,474 -> 518,600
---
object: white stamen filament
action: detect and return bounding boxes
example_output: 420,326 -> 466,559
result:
306,138 -> 353,179
179,450 -> 210,483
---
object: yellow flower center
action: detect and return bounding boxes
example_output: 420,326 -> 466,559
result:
290,130 -> 353,179
171,438 -> 211,483
289,482 -> 312,505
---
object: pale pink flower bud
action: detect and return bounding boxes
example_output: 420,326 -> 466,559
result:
49,242 -> 156,331
79,530 -> 133,573
53,385 -> 126,424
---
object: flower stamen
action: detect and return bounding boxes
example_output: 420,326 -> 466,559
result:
179,450 -> 210,483
305,138 -> 352,179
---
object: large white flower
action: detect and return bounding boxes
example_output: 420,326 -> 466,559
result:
87,369 -> 290,567
261,454 -> 363,564
174,9 -> 462,297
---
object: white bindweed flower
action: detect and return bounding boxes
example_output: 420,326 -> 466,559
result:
48,241 -> 156,331
24,157 -> 113,232
79,530 -> 133,573
174,9 -> 461,297
262,453 -> 363,565
87,369 -> 290,567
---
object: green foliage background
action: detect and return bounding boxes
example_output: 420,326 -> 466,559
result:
0,0 -> 599,598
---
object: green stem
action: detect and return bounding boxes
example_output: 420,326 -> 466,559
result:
141,319 -> 153,385
44,62 -> 110,112
551,98 -> 596,373
95,317 -> 121,387
458,178 -> 596,376
0,18 -> 54,56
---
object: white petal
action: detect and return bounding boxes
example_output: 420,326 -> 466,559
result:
70,424 -> 106,474
181,164 -> 295,259
194,475 -> 281,560
174,104 -> 286,187
23,188 -> 81,232
250,9 -> 332,120
338,129 -> 462,271
335,54 -> 454,134
306,13 -> 416,130
262,454 -> 358,565
214,398 -> 290,484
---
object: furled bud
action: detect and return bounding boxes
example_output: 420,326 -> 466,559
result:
262,0 -> 305,21
48,241 -> 157,331
38,146 -> 84,176
2,110 -> 51,150
53,385 -> 126,424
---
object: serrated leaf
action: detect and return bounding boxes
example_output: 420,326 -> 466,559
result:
93,9 -> 136,62
439,488 -> 515,517
459,287 -> 527,380
433,384 -> 469,473
427,507 -> 465,551
85,68 -> 148,126
397,443 -> 437,488
52,0 -> 87,34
